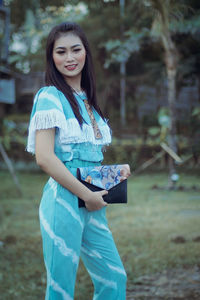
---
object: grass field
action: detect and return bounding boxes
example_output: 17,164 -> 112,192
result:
0,170 -> 200,299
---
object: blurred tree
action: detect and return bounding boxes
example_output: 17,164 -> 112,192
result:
5,0 -> 68,29
104,0 -> 200,187
146,0 -> 180,187
7,2 -> 88,73
4,0 -> 200,139
141,0 -> 200,186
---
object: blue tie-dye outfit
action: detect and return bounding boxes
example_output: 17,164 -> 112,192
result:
27,86 -> 127,300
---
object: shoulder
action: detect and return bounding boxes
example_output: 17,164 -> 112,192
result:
34,86 -> 64,112
33,86 -> 76,120
35,85 -> 60,101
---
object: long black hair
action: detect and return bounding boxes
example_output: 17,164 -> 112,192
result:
45,22 -> 104,125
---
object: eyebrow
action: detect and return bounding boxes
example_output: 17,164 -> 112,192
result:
55,44 -> 82,50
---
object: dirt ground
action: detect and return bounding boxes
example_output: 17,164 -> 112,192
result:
126,265 -> 200,300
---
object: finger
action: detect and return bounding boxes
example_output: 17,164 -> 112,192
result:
100,190 -> 108,196
127,165 -> 131,175
124,172 -> 131,178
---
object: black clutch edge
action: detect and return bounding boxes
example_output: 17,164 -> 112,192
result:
78,179 -> 127,208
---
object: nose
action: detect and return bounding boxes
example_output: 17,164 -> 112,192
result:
66,51 -> 74,62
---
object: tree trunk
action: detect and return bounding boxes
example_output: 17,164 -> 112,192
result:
165,47 -> 178,188
148,0 -> 180,188
0,104 -> 6,135
120,62 -> 126,127
0,142 -> 22,196
120,0 -> 126,128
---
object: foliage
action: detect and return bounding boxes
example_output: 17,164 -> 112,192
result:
8,3 -> 88,73
103,134 -> 198,169
0,117 -> 27,151
146,107 -> 170,143
103,28 -> 148,67
1,0 -> 200,155
192,107 -> 200,120
104,0 -> 200,73
4,0 -> 200,83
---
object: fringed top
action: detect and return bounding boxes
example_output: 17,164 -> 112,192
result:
27,86 -> 112,162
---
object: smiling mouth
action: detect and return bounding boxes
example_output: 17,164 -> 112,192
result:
65,64 -> 77,71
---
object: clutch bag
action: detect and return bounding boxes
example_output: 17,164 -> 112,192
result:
77,164 -> 129,207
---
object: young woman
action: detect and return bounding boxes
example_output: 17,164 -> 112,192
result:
27,22 -> 128,300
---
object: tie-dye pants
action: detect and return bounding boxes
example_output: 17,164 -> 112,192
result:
39,159 -> 127,300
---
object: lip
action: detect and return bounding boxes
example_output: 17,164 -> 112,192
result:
65,64 -> 78,71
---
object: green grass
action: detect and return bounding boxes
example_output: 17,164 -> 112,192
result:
0,170 -> 200,299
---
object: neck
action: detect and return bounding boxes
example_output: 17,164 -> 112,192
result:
65,75 -> 82,93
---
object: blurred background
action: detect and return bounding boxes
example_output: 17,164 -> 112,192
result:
0,0 -> 200,299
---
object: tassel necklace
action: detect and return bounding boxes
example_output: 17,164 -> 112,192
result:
72,88 -> 103,140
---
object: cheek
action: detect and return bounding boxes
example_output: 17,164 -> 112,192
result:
53,54 -> 63,67
78,52 -> 86,65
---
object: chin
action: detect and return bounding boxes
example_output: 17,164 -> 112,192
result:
65,71 -> 82,78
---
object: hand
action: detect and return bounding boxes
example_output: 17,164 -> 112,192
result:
120,164 -> 131,181
84,190 -> 108,211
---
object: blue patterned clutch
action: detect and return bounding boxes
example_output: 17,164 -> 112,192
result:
77,164 -> 130,207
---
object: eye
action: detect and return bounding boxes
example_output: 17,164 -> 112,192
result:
56,51 -> 65,54
73,48 -> 81,52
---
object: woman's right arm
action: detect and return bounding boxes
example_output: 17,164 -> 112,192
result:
35,128 -> 108,211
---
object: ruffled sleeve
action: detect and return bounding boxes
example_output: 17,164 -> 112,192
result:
26,86 -> 67,154
27,86 -> 112,156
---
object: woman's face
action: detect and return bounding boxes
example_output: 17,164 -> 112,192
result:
53,33 -> 86,84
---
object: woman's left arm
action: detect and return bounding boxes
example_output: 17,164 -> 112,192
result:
35,128 -> 108,211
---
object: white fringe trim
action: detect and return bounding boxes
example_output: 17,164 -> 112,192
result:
27,109 -> 112,154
